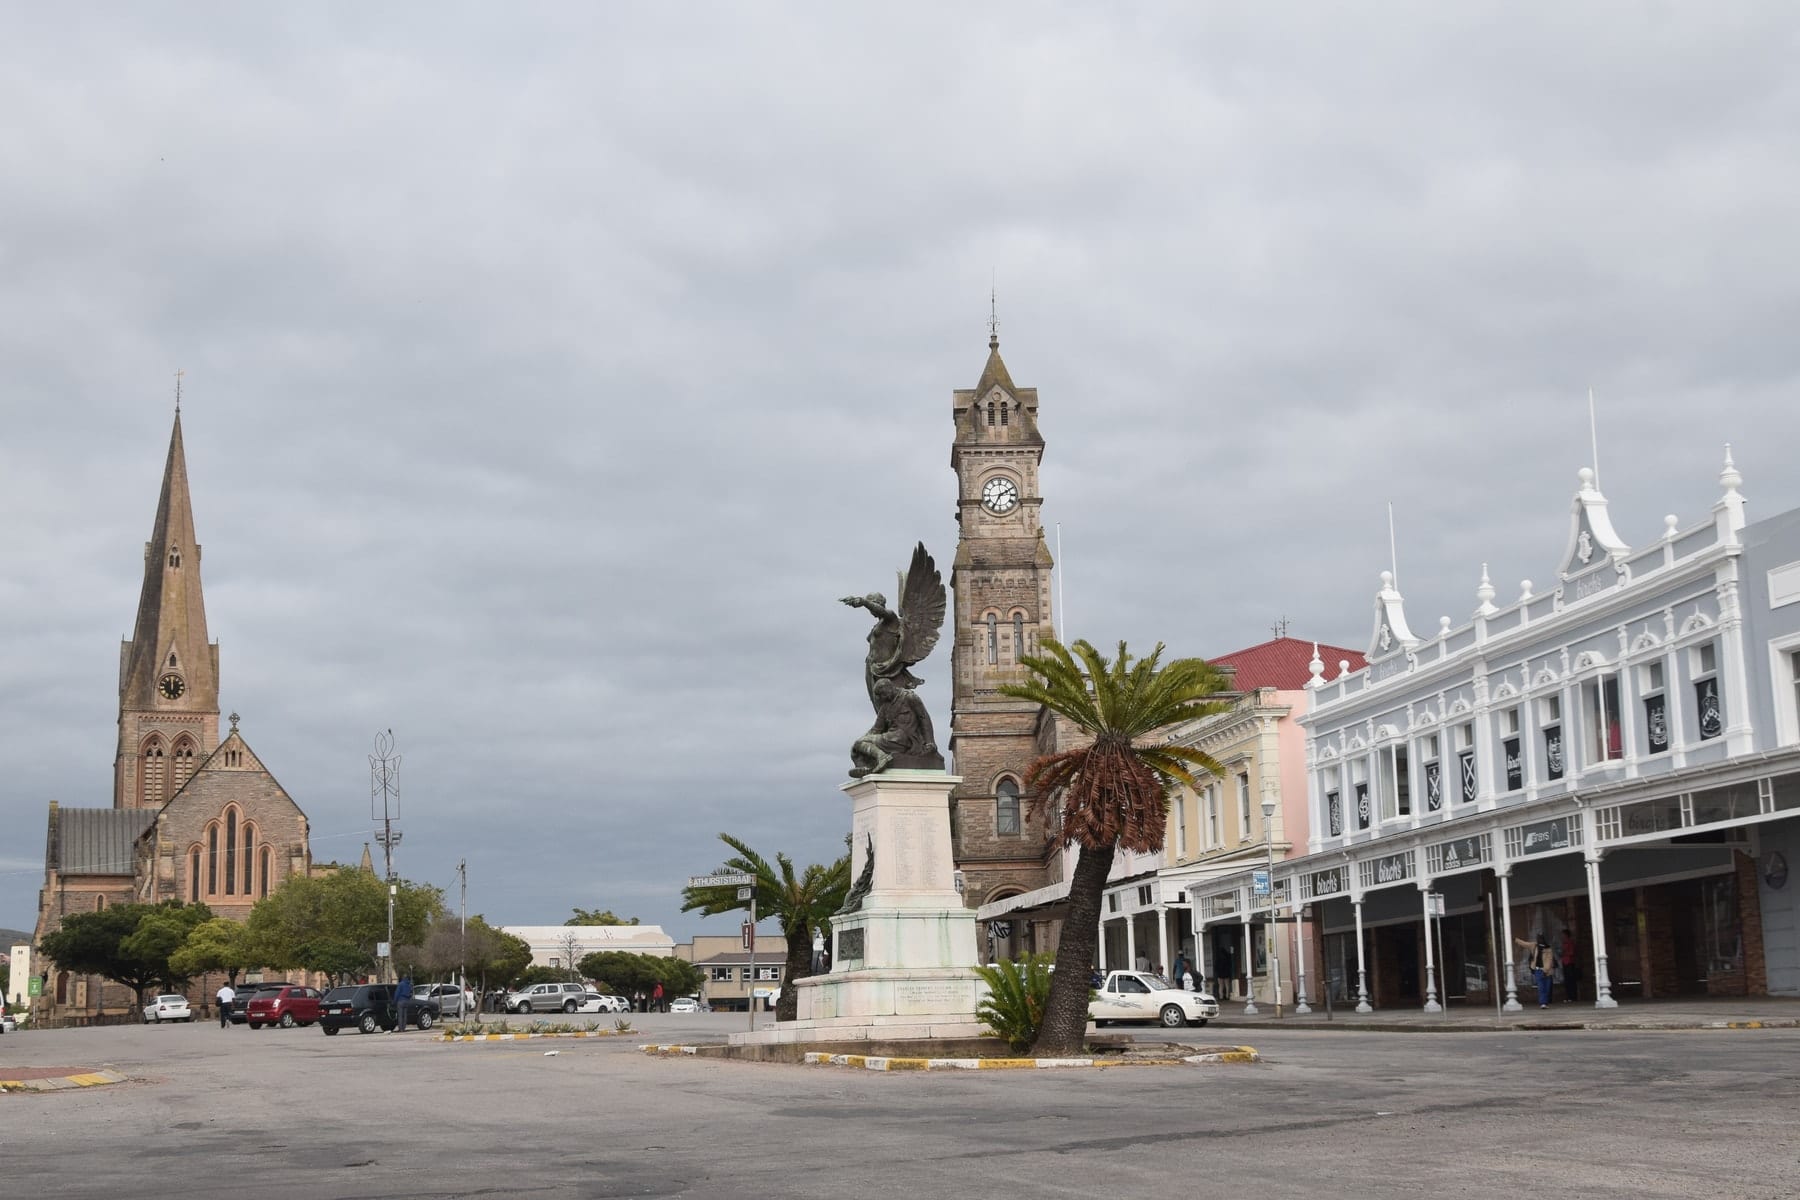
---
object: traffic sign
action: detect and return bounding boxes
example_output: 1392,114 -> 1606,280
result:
741,921 -> 755,950
1427,892 -> 1446,917
689,873 -> 754,888
736,886 -> 754,901
1252,869 -> 1270,897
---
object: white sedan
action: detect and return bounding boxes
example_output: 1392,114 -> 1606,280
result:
1089,970 -> 1219,1028
144,993 -> 193,1023
571,991 -> 626,1014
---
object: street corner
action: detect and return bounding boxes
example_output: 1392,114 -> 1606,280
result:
0,1067 -> 130,1094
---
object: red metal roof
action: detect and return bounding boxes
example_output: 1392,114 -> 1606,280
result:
1209,636 -> 1366,691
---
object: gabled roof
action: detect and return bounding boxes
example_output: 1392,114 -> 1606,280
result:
47,807 -> 155,876
1209,636 -> 1366,691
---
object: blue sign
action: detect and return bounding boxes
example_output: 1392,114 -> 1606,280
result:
1252,869 -> 1271,897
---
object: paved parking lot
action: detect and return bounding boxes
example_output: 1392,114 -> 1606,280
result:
5,1016 -> 1797,1199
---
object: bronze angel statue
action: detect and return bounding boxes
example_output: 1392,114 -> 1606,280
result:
840,542 -> 947,777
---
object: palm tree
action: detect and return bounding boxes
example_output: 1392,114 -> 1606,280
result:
681,834 -> 852,1022
1001,638 -> 1233,1056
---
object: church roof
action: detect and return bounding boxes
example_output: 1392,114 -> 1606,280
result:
120,411 -> 218,712
1209,636 -> 1367,691
47,806 -> 155,876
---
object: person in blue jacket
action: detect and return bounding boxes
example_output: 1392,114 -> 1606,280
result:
393,977 -> 414,1031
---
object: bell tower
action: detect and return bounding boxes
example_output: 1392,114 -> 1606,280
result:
947,331 -> 1060,923
114,412 -> 221,809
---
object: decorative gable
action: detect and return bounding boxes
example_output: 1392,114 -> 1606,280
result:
1557,468 -> 1631,598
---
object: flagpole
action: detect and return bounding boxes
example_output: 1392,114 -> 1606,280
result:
1589,388 -> 1601,490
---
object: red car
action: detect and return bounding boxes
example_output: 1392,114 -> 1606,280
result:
244,985 -> 324,1029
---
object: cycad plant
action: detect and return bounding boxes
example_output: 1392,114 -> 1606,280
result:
972,954 -> 1056,1052
1001,638 -> 1233,1055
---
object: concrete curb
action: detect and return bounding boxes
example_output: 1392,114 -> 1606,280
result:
635,1044 -> 1260,1070
0,1069 -> 129,1093
438,1030 -> 630,1042
1207,1018 -> 1800,1034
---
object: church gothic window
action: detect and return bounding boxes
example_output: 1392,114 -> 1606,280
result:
241,821 -> 256,894
260,846 -> 273,897
996,778 -> 1021,835
999,401 -> 1009,427
171,736 -> 197,791
987,613 -> 998,664
140,735 -> 167,806
1012,612 -> 1025,660
986,401 -> 996,427
207,825 -> 218,895
224,808 -> 238,895
189,847 -> 201,903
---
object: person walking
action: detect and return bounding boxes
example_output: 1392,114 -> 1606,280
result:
216,982 -> 235,1028
1514,935 -> 1556,1009
392,977 -> 413,1032
1560,929 -> 1581,1003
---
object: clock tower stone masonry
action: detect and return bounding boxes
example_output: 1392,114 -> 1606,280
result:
948,334 -> 1064,935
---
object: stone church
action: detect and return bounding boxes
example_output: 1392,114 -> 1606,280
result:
31,411 -> 313,1019
947,333 -> 1079,959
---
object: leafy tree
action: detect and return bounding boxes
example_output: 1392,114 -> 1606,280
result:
565,908 -> 639,926
681,834 -> 850,1021
295,939 -> 372,986
576,951 -> 701,1003
38,901 -> 214,1008
465,918 -> 532,992
245,870 -> 444,972
514,964 -> 574,989
1001,638 -> 1231,1055
169,917 -> 257,987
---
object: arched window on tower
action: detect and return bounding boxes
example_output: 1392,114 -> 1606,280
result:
95,894 -> 107,911
224,809 -> 238,896
986,613 -> 998,664
1013,612 -> 1026,661
139,735 -> 167,806
241,821 -> 256,894
171,736 -> 197,792
1000,401 -> 1009,427
168,546 -> 181,568
206,825 -> 219,895
189,846 -> 201,903
986,400 -> 996,427
259,846 -> 273,897
996,778 -> 1021,835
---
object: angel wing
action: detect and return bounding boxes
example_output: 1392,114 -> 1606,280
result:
895,541 -> 946,671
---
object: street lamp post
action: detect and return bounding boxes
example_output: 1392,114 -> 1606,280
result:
1262,785 -> 1282,1020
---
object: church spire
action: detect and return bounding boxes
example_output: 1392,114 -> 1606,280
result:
119,412 -> 219,721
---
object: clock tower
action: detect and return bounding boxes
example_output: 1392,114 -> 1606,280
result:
948,332 -> 1062,935
114,412 -> 221,810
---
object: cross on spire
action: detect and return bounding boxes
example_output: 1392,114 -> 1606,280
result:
987,278 -> 999,350
174,368 -> 185,413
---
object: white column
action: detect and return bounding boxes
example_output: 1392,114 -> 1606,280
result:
1124,912 -> 1137,972
1156,905 -> 1170,977
1242,901 -> 1259,1015
1097,920 -> 1110,971
1584,851 -> 1618,1008
1352,895 -> 1372,1013
1294,910 -> 1312,1014
1420,886 -> 1442,1012
1194,915 -> 1209,984
1499,871 -> 1522,1012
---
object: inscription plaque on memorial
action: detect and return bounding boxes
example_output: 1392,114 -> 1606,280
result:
836,927 -> 865,961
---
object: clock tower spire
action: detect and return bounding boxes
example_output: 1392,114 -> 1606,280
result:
947,333 -> 1060,937
114,410 -> 221,809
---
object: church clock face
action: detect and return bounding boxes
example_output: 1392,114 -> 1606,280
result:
159,673 -> 186,700
981,477 -> 1019,514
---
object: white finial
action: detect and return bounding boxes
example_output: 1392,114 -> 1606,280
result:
1475,563 -> 1497,616
1379,569 -> 1394,591
1337,658 -> 1351,680
1307,642 -> 1324,687
1438,615 -> 1451,637
1577,466 -> 1595,492
1664,514 -> 1679,541
1519,579 -> 1534,601
1720,443 -> 1742,494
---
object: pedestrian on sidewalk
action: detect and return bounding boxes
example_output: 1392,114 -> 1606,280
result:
216,982 -> 235,1028
1515,936 -> 1556,1008
1559,929 -> 1581,1003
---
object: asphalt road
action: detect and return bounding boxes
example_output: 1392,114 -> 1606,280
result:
5,1014 -> 1796,1199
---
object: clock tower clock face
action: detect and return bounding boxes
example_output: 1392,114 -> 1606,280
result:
981,477 -> 1019,514
159,674 -> 186,700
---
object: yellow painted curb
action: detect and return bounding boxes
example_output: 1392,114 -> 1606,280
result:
0,1069 -> 129,1092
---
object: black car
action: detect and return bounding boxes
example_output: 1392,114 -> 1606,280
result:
318,984 -> 440,1035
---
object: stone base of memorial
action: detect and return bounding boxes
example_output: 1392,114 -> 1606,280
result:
730,770 -> 986,1046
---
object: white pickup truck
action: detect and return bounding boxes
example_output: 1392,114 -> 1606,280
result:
1089,970 -> 1220,1028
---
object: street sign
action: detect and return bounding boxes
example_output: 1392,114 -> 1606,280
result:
1252,869 -> 1270,897
736,886 -> 754,901
1427,892 -> 1446,917
28,976 -> 42,997
689,873 -> 754,888
741,921 -> 755,950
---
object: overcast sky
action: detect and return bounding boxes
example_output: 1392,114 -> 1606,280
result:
5,5 -> 1800,940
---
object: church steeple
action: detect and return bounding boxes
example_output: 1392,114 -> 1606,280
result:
115,412 -> 221,808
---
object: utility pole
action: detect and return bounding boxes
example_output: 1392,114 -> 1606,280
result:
371,730 -> 402,984
457,858 -> 467,1006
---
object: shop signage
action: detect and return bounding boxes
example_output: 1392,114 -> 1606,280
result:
1311,867 -> 1344,897
1373,852 -> 1412,884
1434,835 -> 1487,871
1518,816 -> 1573,856
1252,869 -> 1270,897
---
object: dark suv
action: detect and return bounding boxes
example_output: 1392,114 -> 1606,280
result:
318,984 -> 440,1035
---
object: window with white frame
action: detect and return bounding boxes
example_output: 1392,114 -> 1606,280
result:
1500,707 -> 1523,790
1421,735 -> 1442,813
1582,673 -> 1623,763
995,777 -> 1021,836
1692,641 -> 1722,740
1539,695 -> 1564,781
1175,791 -> 1188,857
1205,784 -> 1221,847
1640,659 -> 1670,754
1352,761 -> 1371,830
1324,765 -> 1343,835
1456,722 -> 1477,803
1237,773 -> 1252,840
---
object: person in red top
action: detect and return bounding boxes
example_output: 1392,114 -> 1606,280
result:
652,982 -> 664,1013
1560,928 -> 1581,1003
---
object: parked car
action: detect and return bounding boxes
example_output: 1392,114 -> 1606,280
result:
505,982 -> 589,1013
418,983 -> 475,1017
244,985 -> 323,1029
318,983 -> 440,1035
668,997 -> 700,1014
227,983 -> 284,1023
0,1010 -> 15,1033
568,991 -> 617,1014
1088,970 -> 1219,1028
144,993 -> 194,1023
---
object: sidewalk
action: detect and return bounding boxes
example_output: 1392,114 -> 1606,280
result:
1195,995 -> 1800,1033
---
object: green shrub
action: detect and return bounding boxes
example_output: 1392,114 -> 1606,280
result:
973,954 -> 1055,1051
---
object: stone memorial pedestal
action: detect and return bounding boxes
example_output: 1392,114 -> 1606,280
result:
730,770 -> 986,1046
